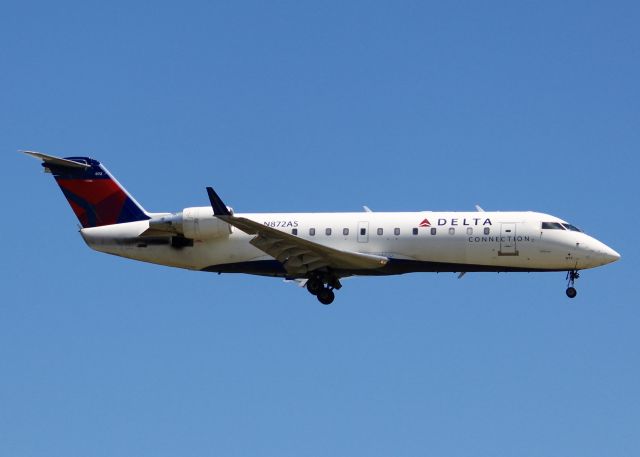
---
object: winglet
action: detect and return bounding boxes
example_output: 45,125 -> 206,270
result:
206,187 -> 231,216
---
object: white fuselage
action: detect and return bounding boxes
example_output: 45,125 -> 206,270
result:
79,210 -> 619,277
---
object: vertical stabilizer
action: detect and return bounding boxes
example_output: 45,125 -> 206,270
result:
23,151 -> 150,228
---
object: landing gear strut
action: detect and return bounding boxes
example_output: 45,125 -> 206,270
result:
305,274 -> 341,304
566,270 -> 580,298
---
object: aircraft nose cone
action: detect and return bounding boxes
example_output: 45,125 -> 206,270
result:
589,239 -> 620,265
601,245 -> 621,264
577,237 -> 620,267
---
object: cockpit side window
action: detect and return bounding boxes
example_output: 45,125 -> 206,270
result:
562,223 -> 582,232
541,222 -> 565,230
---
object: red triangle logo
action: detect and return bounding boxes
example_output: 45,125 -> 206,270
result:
418,218 -> 431,227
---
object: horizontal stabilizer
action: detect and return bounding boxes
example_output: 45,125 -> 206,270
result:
21,150 -> 91,169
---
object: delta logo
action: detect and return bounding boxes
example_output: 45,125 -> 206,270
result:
417,217 -> 493,227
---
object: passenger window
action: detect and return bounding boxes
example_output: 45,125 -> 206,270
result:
377,228 -> 383,236
484,227 -> 490,235
326,228 -> 332,236
343,228 -> 349,236
466,227 -> 473,235
412,228 -> 418,235
394,228 -> 400,236
449,228 -> 455,235
309,228 -> 315,236
292,228 -> 298,236
360,228 -> 366,236
430,227 -> 436,235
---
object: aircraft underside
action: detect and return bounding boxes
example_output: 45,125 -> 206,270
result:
202,259 -> 565,278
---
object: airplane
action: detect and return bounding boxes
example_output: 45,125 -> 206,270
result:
23,151 -> 620,304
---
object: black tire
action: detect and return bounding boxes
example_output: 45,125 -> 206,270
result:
317,288 -> 335,305
566,287 -> 577,298
306,278 -> 323,296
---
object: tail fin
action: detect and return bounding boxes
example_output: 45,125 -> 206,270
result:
23,151 -> 150,228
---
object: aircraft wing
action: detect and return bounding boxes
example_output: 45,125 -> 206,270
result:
206,187 -> 388,276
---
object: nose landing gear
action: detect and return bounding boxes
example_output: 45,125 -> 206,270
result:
565,270 -> 580,298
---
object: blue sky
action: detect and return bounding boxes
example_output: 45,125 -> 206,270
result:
2,1 -> 639,455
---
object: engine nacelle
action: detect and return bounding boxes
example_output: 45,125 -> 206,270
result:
181,207 -> 232,239
147,207 -> 232,240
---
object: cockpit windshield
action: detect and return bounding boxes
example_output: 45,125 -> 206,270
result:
541,222 -> 565,230
561,223 -> 582,232
541,221 -> 583,232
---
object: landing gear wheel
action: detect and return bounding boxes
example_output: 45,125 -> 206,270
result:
317,288 -> 335,305
306,278 -> 323,296
565,270 -> 580,299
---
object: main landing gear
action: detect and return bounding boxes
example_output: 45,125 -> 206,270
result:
565,270 -> 580,298
306,274 -> 341,305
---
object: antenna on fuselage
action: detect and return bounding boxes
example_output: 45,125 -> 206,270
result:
475,205 -> 485,212
363,206 -> 373,212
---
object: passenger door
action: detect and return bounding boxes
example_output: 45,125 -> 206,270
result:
499,223 -> 519,256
